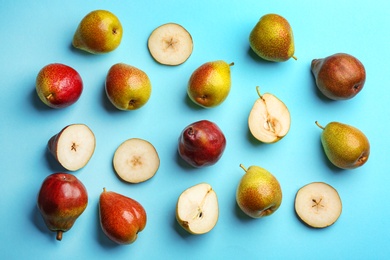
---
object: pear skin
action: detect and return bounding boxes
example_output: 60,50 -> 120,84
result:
316,121 -> 370,169
249,14 -> 296,62
73,10 -> 123,54
236,164 -> 282,218
187,60 -> 233,108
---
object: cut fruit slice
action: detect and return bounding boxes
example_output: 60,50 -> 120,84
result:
294,182 -> 342,228
147,23 -> 193,66
113,138 -> 160,183
176,183 -> 219,235
48,124 -> 96,171
248,86 -> 291,143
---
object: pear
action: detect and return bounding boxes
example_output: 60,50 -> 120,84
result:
248,86 -> 291,143
99,188 -> 147,245
236,164 -> 282,218
315,121 -> 370,169
176,183 -> 219,235
148,23 -> 193,66
105,63 -> 152,110
311,53 -> 366,100
249,13 -> 296,62
72,10 -> 123,54
187,60 -> 234,108
295,182 -> 342,228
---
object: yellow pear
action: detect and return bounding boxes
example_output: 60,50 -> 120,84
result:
236,164 -> 282,218
72,10 -> 123,54
187,60 -> 233,108
249,13 -> 296,62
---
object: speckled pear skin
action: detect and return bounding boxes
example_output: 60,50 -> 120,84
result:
318,121 -> 370,169
236,165 -> 282,218
249,13 -> 295,62
72,10 -> 123,54
187,60 -> 233,108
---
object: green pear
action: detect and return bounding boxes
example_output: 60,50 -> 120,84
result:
72,10 -> 123,54
249,14 -> 296,62
315,121 -> 370,169
105,63 -> 152,110
236,164 -> 282,218
187,60 -> 233,108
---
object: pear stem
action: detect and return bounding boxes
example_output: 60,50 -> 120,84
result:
255,86 -> 262,99
229,62 -> 235,67
56,230 -> 63,241
239,164 -> 247,172
292,55 -> 298,60
315,121 -> 325,130
103,187 -> 106,192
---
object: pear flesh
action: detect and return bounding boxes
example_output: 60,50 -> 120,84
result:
187,60 -> 233,108
316,121 -> 370,169
249,13 -> 296,62
295,182 -> 342,228
113,138 -> 160,183
148,23 -> 193,66
176,183 -> 219,235
236,164 -> 282,218
248,87 -> 291,143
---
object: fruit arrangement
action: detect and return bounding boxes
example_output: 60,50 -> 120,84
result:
33,9 -> 371,245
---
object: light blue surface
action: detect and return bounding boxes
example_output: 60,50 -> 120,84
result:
1,1 -> 389,259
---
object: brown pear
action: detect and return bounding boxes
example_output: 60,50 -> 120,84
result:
311,53 -> 366,100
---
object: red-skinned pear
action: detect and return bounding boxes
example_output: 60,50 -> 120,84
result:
187,60 -> 233,108
311,53 -> 366,100
178,120 -> 226,168
236,164 -> 282,218
99,188 -> 147,245
37,173 -> 88,241
105,63 -> 152,110
36,63 -> 83,109
72,10 -> 123,54
48,124 -> 96,171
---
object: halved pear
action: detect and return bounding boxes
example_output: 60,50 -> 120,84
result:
113,138 -> 160,183
248,86 -> 290,143
176,183 -> 219,235
48,124 -> 96,171
295,182 -> 342,228
147,23 -> 193,66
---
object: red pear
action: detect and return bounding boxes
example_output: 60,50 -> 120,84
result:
37,173 -> 88,241
99,188 -> 147,245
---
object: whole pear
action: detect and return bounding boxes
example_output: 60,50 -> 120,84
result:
311,53 -> 366,100
105,63 -> 152,110
249,13 -> 296,62
37,173 -> 88,241
99,188 -> 147,245
72,10 -> 123,54
236,164 -> 282,218
187,60 -> 233,108
316,121 -> 370,169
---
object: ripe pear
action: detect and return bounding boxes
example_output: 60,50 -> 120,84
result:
249,13 -> 296,62
315,121 -> 370,169
105,63 -> 152,110
311,53 -> 366,100
72,10 -> 123,54
236,164 -> 282,218
187,60 -> 233,108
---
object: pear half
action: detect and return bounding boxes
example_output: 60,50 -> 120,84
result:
148,23 -> 193,66
248,86 -> 291,143
113,138 -> 160,183
295,182 -> 342,228
176,183 -> 219,235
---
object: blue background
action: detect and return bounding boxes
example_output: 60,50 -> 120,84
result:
1,0 -> 389,259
